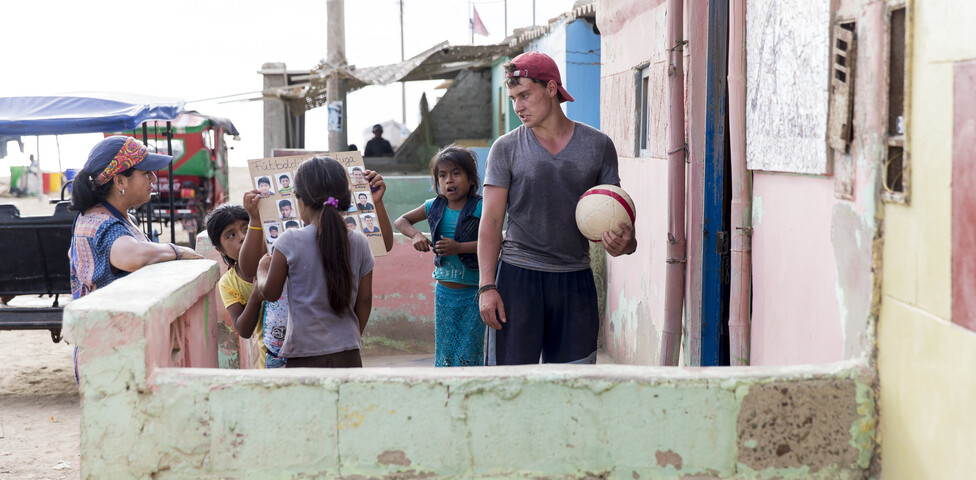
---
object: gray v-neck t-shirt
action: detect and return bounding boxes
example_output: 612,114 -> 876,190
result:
484,122 -> 620,272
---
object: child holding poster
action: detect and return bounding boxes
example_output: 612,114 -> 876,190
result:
239,190 -> 288,368
256,156 -> 376,368
247,151 -> 394,255
394,145 -> 484,366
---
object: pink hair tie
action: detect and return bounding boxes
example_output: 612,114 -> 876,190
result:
324,197 -> 339,209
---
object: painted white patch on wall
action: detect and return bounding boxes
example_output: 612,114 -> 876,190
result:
752,194 -> 763,226
746,0 -> 831,174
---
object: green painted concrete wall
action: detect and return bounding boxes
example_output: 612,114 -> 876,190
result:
382,175 -> 436,233
64,263 -> 876,479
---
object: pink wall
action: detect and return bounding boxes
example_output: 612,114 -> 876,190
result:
64,261 -> 221,390
598,0 -> 707,365
599,0 -> 668,365
749,175 -> 843,365
598,0 -> 884,366
748,0 -> 887,365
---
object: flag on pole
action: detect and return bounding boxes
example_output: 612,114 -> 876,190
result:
472,6 -> 489,36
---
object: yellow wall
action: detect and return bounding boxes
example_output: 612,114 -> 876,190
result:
879,302 -> 976,478
879,0 -> 976,477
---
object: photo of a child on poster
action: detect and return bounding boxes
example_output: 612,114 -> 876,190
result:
247,151 -> 388,257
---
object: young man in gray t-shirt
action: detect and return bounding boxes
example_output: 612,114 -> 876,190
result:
478,52 -> 638,365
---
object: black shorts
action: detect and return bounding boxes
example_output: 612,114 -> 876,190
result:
486,261 -> 599,365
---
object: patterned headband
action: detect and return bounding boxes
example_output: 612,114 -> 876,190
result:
93,137 -> 148,186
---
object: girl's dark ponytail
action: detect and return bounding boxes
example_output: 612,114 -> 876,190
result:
318,199 -> 352,313
294,157 -> 353,314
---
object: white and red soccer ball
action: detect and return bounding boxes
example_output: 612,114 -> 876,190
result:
575,184 -> 636,242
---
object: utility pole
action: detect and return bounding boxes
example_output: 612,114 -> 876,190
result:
532,0 -> 536,27
400,0 -> 406,125
504,0 -> 508,37
327,0 -> 348,151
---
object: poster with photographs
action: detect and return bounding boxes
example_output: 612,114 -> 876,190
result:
247,151 -> 387,257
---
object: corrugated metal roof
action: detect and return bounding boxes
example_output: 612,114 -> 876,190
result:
294,42 -> 519,110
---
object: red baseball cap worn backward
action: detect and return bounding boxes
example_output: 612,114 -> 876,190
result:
506,52 -> 575,103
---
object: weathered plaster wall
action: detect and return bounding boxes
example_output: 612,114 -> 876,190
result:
879,0 -> 976,477
745,0 -> 831,174
951,59 -> 976,327
65,230 -> 877,479
746,0 -> 883,366
431,69 -> 492,146
597,0 -> 881,366
144,363 -> 874,479
67,268 -> 878,479
597,0 -> 672,366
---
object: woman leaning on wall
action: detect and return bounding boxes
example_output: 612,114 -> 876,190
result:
68,136 -> 203,379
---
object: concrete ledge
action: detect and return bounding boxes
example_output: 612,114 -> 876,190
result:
64,246 -> 877,479
63,259 -> 221,388
92,359 -> 876,478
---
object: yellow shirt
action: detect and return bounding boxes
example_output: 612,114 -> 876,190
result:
217,267 -> 267,368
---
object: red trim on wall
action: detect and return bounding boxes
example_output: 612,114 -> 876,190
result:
951,59 -> 976,330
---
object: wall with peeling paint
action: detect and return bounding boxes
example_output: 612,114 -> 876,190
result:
746,0 -> 832,175
746,0 -> 884,365
879,0 -> 976,477
62,266 -> 876,478
597,0 -> 708,365
596,0 -> 882,367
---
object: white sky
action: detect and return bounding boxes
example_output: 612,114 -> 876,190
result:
1,0 -> 577,171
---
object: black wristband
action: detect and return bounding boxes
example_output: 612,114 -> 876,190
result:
169,243 -> 182,261
477,284 -> 497,299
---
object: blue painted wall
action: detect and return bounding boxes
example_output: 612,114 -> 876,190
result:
472,146 -> 490,186
565,18 -> 601,129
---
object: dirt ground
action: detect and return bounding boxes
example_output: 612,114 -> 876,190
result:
0,325 -> 434,480
0,175 -> 80,479
0,330 -> 80,480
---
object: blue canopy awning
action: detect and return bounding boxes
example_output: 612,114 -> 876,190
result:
0,94 -> 185,136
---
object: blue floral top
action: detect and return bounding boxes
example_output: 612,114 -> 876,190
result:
69,209 -> 146,299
